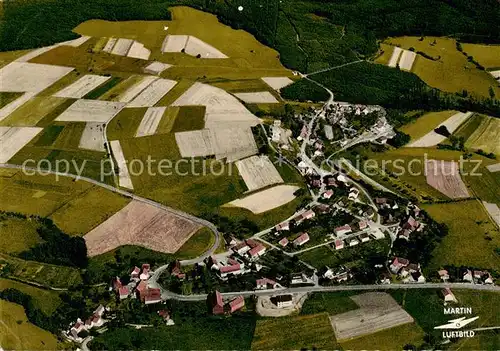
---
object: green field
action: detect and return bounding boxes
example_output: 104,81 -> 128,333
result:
462,43 -> 500,69
423,200 -> 500,271
84,76 -> 123,99
156,107 -> 180,134
0,278 -> 62,314
0,96 -> 68,127
400,110 -> 457,141
170,106 -> 206,132
301,292 -> 358,316
452,113 -> 485,141
0,253 -> 82,289
0,299 -> 60,350
384,37 -> 500,99
0,217 -> 42,254
464,115 -> 500,155
252,313 -> 340,350
106,107 -> 148,140
0,92 -> 22,108
174,227 -> 215,260
340,323 -> 425,351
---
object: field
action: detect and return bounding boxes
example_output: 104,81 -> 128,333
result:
235,155 -> 284,192
400,110 -> 457,141
0,62 -> 73,93
462,43 -> 500,69
234,92 -> 279,104
170,106 -> 206,133
0,278 -> 62,314
79,122 -> 105,151
0,217 -> 42,254
0,127 -> 43,163
174,227 -> 215,260
53,74 -> 110,98
227,184 -> 299,214
211,127 -> 259,162
162,35 -> 228,59
252,313 -> 340,350
301,292 -> 359,316
110,140 -> 134,189
483,201 -> 500,228
83,200 -> 202,256
55,99 -> 126,123
107,107 -> 148,140
464,115 -> 500,155
330,292 -> 414,341
408,112 -> 473,147
423,200 -> 500,271
0,300 -> 60,350
262,77 -> 294,91
135,107 -> 166,137
425,160 -> 470,199
384,37 -> 500,98
0,96 -> 69,127
127,78 -> 177,107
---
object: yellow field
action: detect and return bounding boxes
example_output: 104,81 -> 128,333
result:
0,300 -> 60,350
384,37 -> 500,98
0,217 -> 41,254
400,110 -> 457,141
0,278 -> 62,314
374,43 -> 396,65
0,49 -> 31,68
462,43 -> 500,69
0,96 -> 68,127
465,115 -> 500,155
423,200 -> 500,271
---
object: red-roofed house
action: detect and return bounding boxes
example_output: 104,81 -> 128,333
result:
322,190 -> 334,199
334,239 -> 344,250
275,222 -> 290,231
233,242 -> 250,255
145,288 -> 161,304
293,232 -> 310,247
211,291 -> 224,315
119,286 -> 129,300
131,266 -> 140,279
256,278 -> 278,290
112,277 -> 122,291
334,225 -> 352,236
438,269 -> 449,282
219,263 -> 242,278
390,257 -> 409,274
278,237 -> 289,247
228,296 -> 245,313
442,288 -> 458,303
136,280 -> 148,301
248,244 -> 266,259
358,221 -> 368,230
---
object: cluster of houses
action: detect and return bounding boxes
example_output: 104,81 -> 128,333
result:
66,305 -> 106,343
112,263 -> 162,305
389,257 -> 426,284
270,120 -> 292,149
323,266 -> 351,283
209,290 -> 245,315
230,238 -> 267,261
439,268 -> 494,285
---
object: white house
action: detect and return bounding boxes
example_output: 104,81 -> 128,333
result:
273,294 -> 293,308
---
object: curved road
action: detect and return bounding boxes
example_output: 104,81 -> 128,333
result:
0,163 -> 220,265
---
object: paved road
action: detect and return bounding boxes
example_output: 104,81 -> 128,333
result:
0,163 -> 220,265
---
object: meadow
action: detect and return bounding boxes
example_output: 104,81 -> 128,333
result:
251,313 -> 340,350
0,217 -> 42,254
300,291 -> 358,316
422,200 -> 500,271
0,278 -> 62,314
400,110 -> 457,141
462,43 -> 500,69
464,115 -> 500,155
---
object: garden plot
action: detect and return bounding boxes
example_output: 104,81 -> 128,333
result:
236,155 -> 283,192
227,184 -> 299,214
53,74 -> 110,98
172,82 -> 260,129
135,107 -> 166,137
143,61 -> 172,75
78,122 -> 105,151
162,35 -> 189,52
55,99 -> 125,123
330,292 -> 414,341
84,200 -> 201,256
425,160 -> 470,199
408,111 -> 473,147
102,38 -> 118,53
486,163 -> 500,173
261,77 -> 294,91
0,92 -> 36,122
483,202 -> 500,227
175,129 -> 214,157
127,78 -> 177,107
0,127 -> 42,163
0,62 -> 73,93
110,140 -> 133,189
387,47 -> 403,67
127,41 -> 151,60
398,50 -> 417,71
117,75 -> 158,103
234,91 -> 279,103
211,127 -> 258,162
111,38 -> 134,56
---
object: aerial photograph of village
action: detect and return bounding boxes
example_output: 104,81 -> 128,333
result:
0,0 -> 498,350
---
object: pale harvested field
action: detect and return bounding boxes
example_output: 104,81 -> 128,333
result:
102,38 -> 117,53
211,127 -> 258,162
117,75 -> 158,103
0,92 -> 36,122
408,111 -> 473,147
387,46 -> 402,67
486,163 -> 500,173
398,49 -> 417,71
111,38 -> 134,56
110,140 -> 134,190
227,184 -> 299,214
483,201 -> 500,228
78,122 -> 105,151
135,107 -> 166,137
465,116 -> 500,155
234,91 -> 279,103
53,74 -> 110,98
330,292 -> 414,341
55,99 -> 125,123
0,62 -> 73,93
127,78 -> 177,107
172,82 -> 260,129
184,36 -> 228,58
84,200 -> 201,256
489,70 -> 500,79
236,155 -> 283,192
144,61 -> 172,75
63,35 -> 91,47
175,129 -> 214,157
162,35 -> 189,52
425,160 -> 470,199
261,77 -> 294,90
0,127 -> 42,163
127,41 -> 151,60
